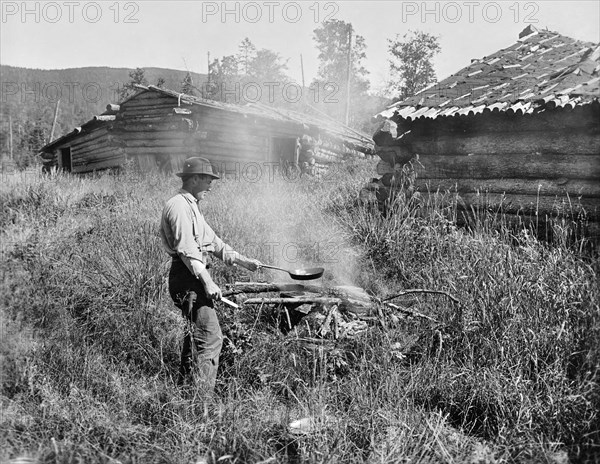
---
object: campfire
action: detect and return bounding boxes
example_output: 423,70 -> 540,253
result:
222,281 -> 459,343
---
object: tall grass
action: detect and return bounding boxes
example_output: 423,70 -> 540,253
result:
1,162 -> 598,463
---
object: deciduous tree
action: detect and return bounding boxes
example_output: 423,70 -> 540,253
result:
248,49 -> 289,84
387,31 -> 441,101
205,55 -> 240,102
205,38 -> 290,104
311,20 -> 370,126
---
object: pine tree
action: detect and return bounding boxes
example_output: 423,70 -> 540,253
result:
181,72 -> 196,95
119,67 -> 148,100
237,37 -> 257,75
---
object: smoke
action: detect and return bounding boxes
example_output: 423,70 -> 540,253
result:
204,168 -> 364,286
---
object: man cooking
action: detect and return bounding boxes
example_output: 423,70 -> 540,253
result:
160,156 -> 261,391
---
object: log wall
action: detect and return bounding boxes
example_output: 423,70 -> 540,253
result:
48,126 -> 124,173
71,127 -> 124,173
115,91 -> 354,173
374,108 -> 600,229
43,89 -> 370,174
117,95 -> 264,172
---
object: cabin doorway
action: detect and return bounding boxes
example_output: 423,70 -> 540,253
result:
60,147 -> 72,172
271,137 -> 298,164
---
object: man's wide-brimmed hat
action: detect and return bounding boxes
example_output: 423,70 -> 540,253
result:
176,157 -> 220,179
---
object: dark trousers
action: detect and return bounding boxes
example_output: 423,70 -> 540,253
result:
168,258 -> 223,392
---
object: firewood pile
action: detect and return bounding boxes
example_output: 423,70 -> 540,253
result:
222,282 -> 458,344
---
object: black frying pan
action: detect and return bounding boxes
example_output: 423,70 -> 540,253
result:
260,264 -> 324,280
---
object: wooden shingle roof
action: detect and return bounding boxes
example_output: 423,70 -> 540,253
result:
41,85 -> 374,154
129,85 -> 374,149
378,25 -> 600,121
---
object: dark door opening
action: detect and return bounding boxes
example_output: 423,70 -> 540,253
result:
270,137 -> 298,167
60,147 -> 72,172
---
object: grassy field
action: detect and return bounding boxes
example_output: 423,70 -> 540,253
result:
1,161 -> 598,463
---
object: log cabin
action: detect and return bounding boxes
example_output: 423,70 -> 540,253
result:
372,25 -> 600,235
39,85 -> 374,175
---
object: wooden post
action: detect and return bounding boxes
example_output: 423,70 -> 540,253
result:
49,99 -> 60,143
8,114 -> 13,160
207,51 -> 211,84
300,53 -> 305,88
345,26 -> 352,126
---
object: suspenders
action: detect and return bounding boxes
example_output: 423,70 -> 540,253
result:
180,193 -> 213,264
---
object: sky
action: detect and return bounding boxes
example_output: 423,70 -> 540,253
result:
1,0 -> 599,92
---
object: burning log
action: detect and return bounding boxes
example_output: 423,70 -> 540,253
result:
242,297 -> 342,306
224,282 -> 322,296
223,281 -> 453,343
224,282 -> 374,315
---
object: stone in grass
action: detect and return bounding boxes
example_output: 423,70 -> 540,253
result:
288,415 -> 333,436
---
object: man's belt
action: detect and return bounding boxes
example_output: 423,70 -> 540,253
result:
171,254 -> 211,269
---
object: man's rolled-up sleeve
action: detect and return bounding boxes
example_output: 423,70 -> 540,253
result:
203,222 -> 239,265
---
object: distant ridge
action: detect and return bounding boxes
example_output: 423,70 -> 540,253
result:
0,65 -> 207,149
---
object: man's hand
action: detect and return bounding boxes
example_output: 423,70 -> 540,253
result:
235,256 -> 262,272
197,268 -> 222,300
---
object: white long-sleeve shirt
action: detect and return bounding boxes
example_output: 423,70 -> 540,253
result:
160,190 -> 237,278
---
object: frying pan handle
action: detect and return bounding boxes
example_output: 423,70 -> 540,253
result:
259,263 -> 288,273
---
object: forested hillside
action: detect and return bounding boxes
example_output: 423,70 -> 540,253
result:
0,65 -> 206,166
